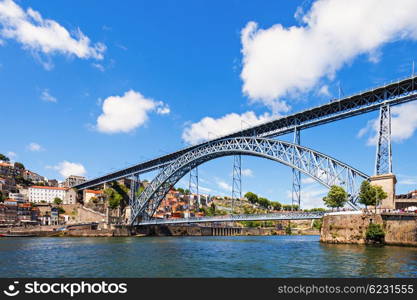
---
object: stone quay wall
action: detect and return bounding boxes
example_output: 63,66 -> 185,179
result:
320,211 -> 417,247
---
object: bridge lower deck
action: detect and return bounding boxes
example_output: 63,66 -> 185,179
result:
137,212 -> 325,226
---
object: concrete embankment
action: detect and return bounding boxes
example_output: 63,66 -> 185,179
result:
320,211 -> 417,247
0,225 -> 61,237
57,227 -> 132,237
0,225 -> 133,237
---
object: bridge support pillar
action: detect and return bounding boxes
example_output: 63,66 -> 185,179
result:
375,103 -> 392,175
189,166 -> 199,208
232,155 -> 242,213
292,127 -> 301,209
369,174 -> 397,210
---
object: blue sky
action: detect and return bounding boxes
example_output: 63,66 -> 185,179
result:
2,0 -> 417,208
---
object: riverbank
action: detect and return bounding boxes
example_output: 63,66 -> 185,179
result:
320,211 -> 417,247
0,225 -> 132,237
0,222 -> 320,237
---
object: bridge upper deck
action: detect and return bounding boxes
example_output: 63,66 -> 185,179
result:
75,76 -> 417,190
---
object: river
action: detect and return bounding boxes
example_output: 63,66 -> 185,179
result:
0,235 -> 416,277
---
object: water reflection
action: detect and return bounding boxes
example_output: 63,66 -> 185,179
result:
320,243 -> 417,277
0,236 -> 416,277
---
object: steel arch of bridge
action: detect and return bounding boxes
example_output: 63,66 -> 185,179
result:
130,137 -> 369,225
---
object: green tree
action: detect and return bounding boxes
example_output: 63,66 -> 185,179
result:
358,181 -> 387,212
53,197 -> 63,205
0,154 -> 9,162
135,185 -> 145,198
104,184 -> 128,209
358,180 -> 375,209
176,187 -> 185,194
271,201 -> 282,211
312,219 -> 323,230
14,162 -> 25,169
244,192 -> 258,204
0,192 -> 3,203
305,208 -> 326,212
374,185 -> 387,213
257,197 -> 270,209
323,185 -> 348,210
291,204 -> 299,211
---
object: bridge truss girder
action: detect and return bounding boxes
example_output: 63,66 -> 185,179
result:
75,76 -> 417,191
130,137 -> 369,225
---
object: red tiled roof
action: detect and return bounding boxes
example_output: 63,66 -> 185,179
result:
85,190 -> 102,194
30,186 -> 67,191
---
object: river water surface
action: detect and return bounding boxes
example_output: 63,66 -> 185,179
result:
0,235 -> 416,277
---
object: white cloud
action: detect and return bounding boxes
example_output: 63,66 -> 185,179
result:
318,85 -> 330,97
156,102 -> 170,115
198,186 -> 213,194
286,183 -> 327,209
40,89 -> 57,102
398,179 -> 417,185
182,111 -> 272,145
91,63 -> 105,72
397,174 -> 417,185
240,0 -> 417,109
0,0 -> 105,68
241,168 -> 253,177
359,102 -> 417,145
96,90 -> 170,134
49,161 -> 86,178
216,179 -> 232,192
27,142 -> 43,152
301,177 -> 315,184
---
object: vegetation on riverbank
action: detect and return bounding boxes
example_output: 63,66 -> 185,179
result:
365,223 -> 385,244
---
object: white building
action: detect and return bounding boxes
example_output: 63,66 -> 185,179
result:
64,175 -> 86,188
8,193 -> 26,202
23,170 -> 46,183
64,188 -> 77,205
29,186 -> 67,204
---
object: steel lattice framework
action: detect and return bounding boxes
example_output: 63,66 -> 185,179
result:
375,104 -> 392,175
231,155 -> 242,200
75,76 -> 417,191
138,212 -> 325,226
292,128 -> 301,209
130,137 -> 368,225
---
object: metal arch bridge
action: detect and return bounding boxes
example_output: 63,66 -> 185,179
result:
75,75 -> 417,191
138,212 -> 325,226
131,137 -> 368,225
